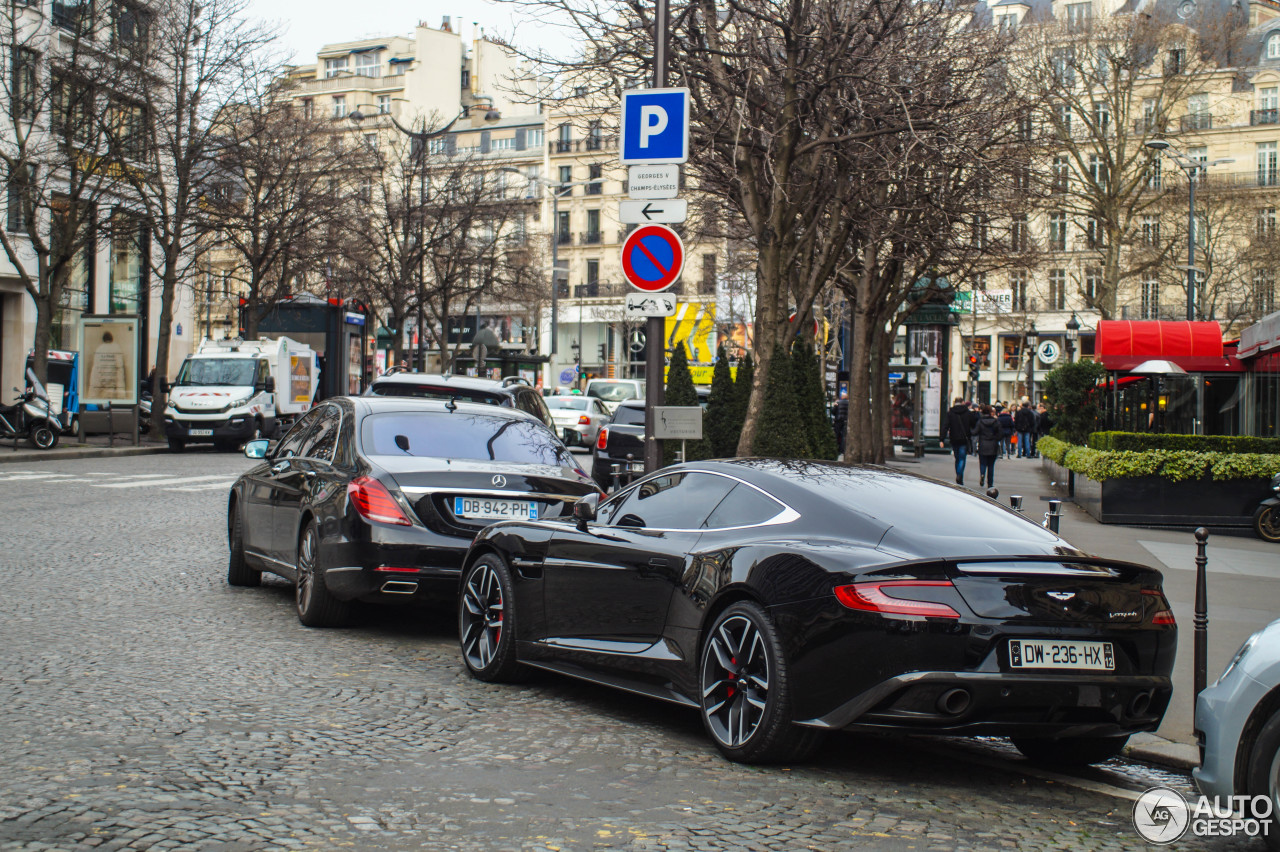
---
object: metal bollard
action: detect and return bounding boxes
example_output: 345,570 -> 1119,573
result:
1194,527 -> 1209,702
610,464 -> 622,493
1043,499 -> 1062,534
1009,495 -> 1024,514
985,487 -> 999,500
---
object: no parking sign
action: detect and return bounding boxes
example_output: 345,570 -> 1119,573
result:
621,225 -> 684,293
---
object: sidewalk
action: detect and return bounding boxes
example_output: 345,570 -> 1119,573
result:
883,446 -> 1260,772
0,431 -> 171,464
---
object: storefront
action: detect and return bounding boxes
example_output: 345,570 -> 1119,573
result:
1237,311 -> 1280,438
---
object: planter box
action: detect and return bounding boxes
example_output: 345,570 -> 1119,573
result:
1049,464 -> 1272,527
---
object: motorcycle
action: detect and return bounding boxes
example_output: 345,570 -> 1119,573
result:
1254,472 -> 1280,543
0,368 -> 62,450
139,389 -> 152,433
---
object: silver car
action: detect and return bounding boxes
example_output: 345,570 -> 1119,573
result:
1194,617 -> 1280,847
545,395 -> 610,449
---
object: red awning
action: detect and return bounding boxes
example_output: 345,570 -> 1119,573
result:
1096,320 -> 1237,372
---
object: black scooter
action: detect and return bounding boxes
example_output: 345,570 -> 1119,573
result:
1254,473 -> 1280,543
0,369 -> 62,450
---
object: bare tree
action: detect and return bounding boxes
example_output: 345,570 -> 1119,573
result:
109,0 -> 277,438
207,89 -> 350,340
0,0 -> 130,383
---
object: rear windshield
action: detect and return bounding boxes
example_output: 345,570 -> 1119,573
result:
547,397 -> 589,411
588,382 -> 643,402
360,411 -> 573,466
370,382 -> 506,407
612,405 -> 645,426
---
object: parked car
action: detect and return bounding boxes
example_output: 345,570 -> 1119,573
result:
584,378 -> 645,413
592,400 -> 646,491
226,396 -> 596,627
456,460 -> 1177,764
545,394 -> 611,449
365,373 -> 554,428
1194,617 -> 1280,848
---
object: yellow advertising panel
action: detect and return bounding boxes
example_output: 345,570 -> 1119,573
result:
665,301 -> 717,364
290,355 -> 312,404
663,365 -> 736,385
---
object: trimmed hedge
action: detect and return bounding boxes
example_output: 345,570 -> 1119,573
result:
1040,435 -> 1280,482
1087,431 -> 1280,454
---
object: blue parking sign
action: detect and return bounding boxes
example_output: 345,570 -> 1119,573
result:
620,88 -> 689,165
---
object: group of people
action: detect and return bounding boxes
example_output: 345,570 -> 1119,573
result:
946,398 -> 1054,489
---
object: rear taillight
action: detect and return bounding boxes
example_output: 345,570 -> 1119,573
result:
597,427 -> 609,451
578,415 -> 591,425
1142,588 -> 1176,625
348,476 -> 412,526
834,580 -> 961,619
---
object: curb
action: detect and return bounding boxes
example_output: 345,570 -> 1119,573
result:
0,445 -> 171,464
1125,735 -> 1200,772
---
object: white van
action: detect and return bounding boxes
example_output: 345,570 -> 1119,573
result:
583,378 -> 646,414
164,337 -> 317,451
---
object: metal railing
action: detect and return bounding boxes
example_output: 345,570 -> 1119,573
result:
1180,113 -> 1213,131
1252,109 -> 1280,126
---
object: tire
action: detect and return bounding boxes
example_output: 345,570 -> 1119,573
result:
1256,506 -> 1280,544
168,437 -> 185,452
294,520 -> 350,628
458,553 -> 530,683
226,502 -> 260,587
699,601 -> 824,764
28,423 -> 58,450
1012,734 -> 1130,767
1246,709 -> 1280,851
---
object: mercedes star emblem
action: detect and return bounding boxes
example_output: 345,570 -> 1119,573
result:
492,475 -> 507,487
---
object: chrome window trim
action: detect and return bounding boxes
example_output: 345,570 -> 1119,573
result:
399,486 -> 586,502
599,470 -> 798,533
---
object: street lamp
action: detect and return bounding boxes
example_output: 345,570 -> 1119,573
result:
1025,320 -> 1038,403
1065,311 -> 1080,363
1144,140 -> 1235,321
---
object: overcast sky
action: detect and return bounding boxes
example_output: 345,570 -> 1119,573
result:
246,0 -> 572,64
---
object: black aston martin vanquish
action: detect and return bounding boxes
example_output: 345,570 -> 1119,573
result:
456,459 -> 1177,765
226,396 -> 597,627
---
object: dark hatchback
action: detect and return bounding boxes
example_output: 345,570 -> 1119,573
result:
226,396 -> 597,627
457,460 -> 1177,765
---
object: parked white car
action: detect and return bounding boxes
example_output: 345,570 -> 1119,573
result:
584,379 -> 646,413
545,394 -> 611,449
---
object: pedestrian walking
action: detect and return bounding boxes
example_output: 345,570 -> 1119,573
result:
997,405 -> 1015,458
1014,400 -> 1037,458
1036,403 -> 1054,452
946,397 -> 972,485
833,393 -> 848,455
973,404 -> 1002,488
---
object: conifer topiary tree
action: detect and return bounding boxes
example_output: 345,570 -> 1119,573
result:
792,342 -> 837,460
704,345 -> 737,457
750,344 -> 811,458
663,343 -> 711,464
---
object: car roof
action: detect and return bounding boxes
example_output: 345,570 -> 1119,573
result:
348,395 -> 541,422
368,373 -> 511,392
616,399 -> 646,409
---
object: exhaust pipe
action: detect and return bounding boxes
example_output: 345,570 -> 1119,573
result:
937,688 -> 972,716
381,581 -> 418,595
1128,691 -> 1152,717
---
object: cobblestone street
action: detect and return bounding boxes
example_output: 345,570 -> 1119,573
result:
0,454 -> 1261,851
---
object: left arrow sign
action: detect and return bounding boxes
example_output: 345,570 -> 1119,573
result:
619,198 -> 688,225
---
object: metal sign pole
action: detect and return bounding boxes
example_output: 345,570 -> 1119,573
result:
644,0 -> 670,473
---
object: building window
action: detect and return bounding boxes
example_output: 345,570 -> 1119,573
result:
1141,276 -> 1160,319
301,98 -> 313,119
1141,214 -> 1160,246
972,214 -> 989,249
556,210 -> 570,245
1260,207 -> 1277,239
1092,100 -> 1110,135
1259,142 -> 1278,187
1010,270 -> 1027,311
332,95 -> 346,118
1146,155 -> 1162,189
1164,48 -> 1185,77
587,163 -> 603,195
1257,88 -> 1279,128
1267,33 -> 1280,60
556,123 -> 572,153
354,51 -> 381,78
1085,267 -> 1101,303
491,136 -> 515,151
7,166 -> 32,233
527,129 -> 544,148
1187,146 -> 1208,183
113,1 -> 150,52
1085,215 -> 1104,249
558,165 -> 572,194
377,95 -> 391,115
109,212 -> 144,314
1088,154 -> 1108,190
1255,270 -> 1277,314
1185,93 -> 1210,130
997,13 -> 1017,32
586,120 -> 602,151
1011,215 -> 1028,252
1141,98 -> 1158,133
585,209 -> 601,244
1051,155 -> 1070,192
700,254 -> 717,295
12,47 -> 37,120
584,259 -> 599,297
1055,104 -> 1072,139
1051,47 -> 1075,86
52,0 -> 91,32
1048,269 -> 1067,310
323,56 -> 349,78
1065,2 -> 1091,31
1048,211 -> 1067,251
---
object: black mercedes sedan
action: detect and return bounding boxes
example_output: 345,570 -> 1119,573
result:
456,459 -> 1177,765
226,396 -> 597,627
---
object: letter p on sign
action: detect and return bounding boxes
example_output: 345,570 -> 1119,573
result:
620,88 -> 689,165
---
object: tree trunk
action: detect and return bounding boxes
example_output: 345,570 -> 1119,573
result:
843,296 -> 883,465
30,292 -> 54,387
735,259 -> 785,455
148,254 -> 180,441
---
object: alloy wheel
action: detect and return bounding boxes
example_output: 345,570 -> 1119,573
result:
461,563 -> 504,670
701,615 -> 771,748
1260,507 -> 1280,543
31,426 -> 55,449
296,526 -> 316,614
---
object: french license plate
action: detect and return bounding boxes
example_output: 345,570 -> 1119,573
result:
189,429 -> 214,436
453,497 -> 537,521
1008,639 -> 1114,671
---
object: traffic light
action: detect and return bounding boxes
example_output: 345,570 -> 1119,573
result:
598,344 -> 607,362
967,354 -> 980,383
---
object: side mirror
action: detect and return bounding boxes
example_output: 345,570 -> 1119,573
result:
265,375 -> 276,394
573,493 -> 600,531
244,438 -> 270,459
163,381 -> 172,394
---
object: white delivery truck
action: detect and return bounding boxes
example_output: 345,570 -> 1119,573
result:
163,337 -> 317,451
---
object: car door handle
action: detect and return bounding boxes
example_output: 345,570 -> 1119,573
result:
271,462 -> 290,474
